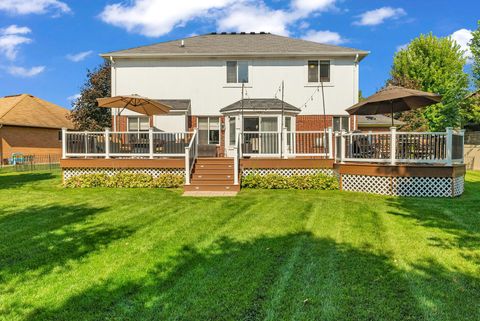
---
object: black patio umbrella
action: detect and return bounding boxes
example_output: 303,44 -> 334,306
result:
346,85 -> 442,127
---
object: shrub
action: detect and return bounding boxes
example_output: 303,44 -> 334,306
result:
241,172 -> 338,190
64,172 -> 183,188
64,173 -> 109,188
153,174 -> 184,188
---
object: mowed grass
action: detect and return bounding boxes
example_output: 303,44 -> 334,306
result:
0,171 -> 479,321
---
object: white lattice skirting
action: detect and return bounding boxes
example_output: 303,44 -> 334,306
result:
242,168 -> 335,177
342,174 -> 464,197
63,168 -> 185,180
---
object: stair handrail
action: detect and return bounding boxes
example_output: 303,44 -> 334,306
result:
185,129 -> 198,185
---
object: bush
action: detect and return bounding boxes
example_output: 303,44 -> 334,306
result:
153,174 -> 184,188
241,173 -> 338,190
64,172 -> 184,188
64,173 -> 109,188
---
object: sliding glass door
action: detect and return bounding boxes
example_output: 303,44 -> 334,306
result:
242,116 -> 279,155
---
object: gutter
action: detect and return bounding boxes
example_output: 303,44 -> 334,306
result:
100,51 -> 370,60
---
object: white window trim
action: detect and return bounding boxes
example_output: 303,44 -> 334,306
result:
224,60 -> 251,87
332,115 -> 350,132
304,58 -> 334,87
198,116 -> 221,146
127,116 -> 150,132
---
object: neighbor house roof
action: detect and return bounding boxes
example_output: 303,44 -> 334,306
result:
102,33 -> 369,60
0,94 -> 74,129
220,98 -> 301,113
154,99 -> 190,111
357,115 -> 405,127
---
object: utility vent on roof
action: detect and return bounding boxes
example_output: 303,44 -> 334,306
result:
221,32 -> 227,35
231,32 -> 236,35
210,32 -> 217,34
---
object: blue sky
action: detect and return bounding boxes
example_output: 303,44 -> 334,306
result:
0,0 -> 478,108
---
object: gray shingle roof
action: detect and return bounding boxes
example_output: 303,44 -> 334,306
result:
357,115 -> 405,127
154,99 -> 190,111
220,98 -> 300,113
102,33 -> 369,59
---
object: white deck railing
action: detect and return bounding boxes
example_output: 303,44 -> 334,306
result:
62,127 -> 464,166
62,128 -> 194,159
336,127 -> 464,165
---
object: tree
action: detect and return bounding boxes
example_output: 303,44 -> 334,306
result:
471,20 -> 480,89
390,33 -> 469,131
69,60 -> 111,130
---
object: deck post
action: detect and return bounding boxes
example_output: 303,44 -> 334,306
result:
149,127 -> 154,159
105,128 -> 110,159
282,127 -> 288,159
390,127 -> 397,165
327,127 -> 333,159
446,127 -> 453,166
61,128 -> 67,159
340,129 -> 346,164
185,147 -> 191,185
460,129 -> 465,164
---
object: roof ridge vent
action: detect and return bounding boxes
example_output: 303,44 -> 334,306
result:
221,32 -> 227,35
180,40 -> 185,47
210,32 -> 217,35
250,32 -> 255,34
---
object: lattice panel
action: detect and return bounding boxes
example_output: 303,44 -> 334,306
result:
63,168 -> 185,180
341,174 -> 464,197
242,168 -> 335,177
453,176 -> 464,197
342,175 -> 392,195
393,177 -> 451,197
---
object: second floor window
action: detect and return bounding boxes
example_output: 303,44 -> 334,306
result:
227,61 -> 249,83
308,60 -> 330,83
128,116 -> 149,132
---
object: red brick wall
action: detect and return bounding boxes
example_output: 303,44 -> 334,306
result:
0,125 -> 62,162
296,115 -> 333,131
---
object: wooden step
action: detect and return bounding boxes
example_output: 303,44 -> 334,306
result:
190,180 -> 234,185
193,173 -> 234,180
196,158 -> 234,164
193,168 -> 234,175
184,184 -> 240,192
195,163 -> 234,169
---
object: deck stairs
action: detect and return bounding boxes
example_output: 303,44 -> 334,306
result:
183,158 -> 240,192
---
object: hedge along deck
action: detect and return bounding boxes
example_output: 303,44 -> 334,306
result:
60,158 -> 465,197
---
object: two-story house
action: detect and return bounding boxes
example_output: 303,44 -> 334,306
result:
101,32 -> 369,157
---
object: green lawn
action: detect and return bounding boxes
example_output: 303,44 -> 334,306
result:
0,170 -> 479,321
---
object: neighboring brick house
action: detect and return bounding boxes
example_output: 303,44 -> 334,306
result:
0,94 -> 74,164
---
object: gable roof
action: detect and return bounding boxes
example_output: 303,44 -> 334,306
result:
220,98 -> 301,113
102,33 -> 369,60
0,94 -> 74,129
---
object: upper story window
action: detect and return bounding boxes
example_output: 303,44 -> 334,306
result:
227,61 -> 249,83
308,60 -> 330,83
128,116 -> 149,132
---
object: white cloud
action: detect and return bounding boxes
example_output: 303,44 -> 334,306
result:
7,65 -> 45,77
0,0 -> 70,15
67,93 -> 81,101
354,7 -> 406,26
302,30 -> 346,45
100,0 -> 237,37
291,0 -> 336,14
450,28 -> 473,63
99,0 -> 338,37
1,25 -> 31,35
66,50 -> 93,62
217,2 -> 292,36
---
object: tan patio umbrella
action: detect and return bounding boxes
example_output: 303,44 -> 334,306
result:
346,85 -> 442,127
97,94 -> 171,131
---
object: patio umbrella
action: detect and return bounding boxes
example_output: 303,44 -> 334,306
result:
97,94 -> 171,116
345,85 -> 442,127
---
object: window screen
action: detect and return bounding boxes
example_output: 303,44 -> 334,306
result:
226,61 -> 237,83
320,60 -> 330,82
229,117 -> 236,145
308,60 -> 319,83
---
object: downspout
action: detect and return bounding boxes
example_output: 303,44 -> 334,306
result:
353,53 -> 359,130
110,56 -> 117,131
